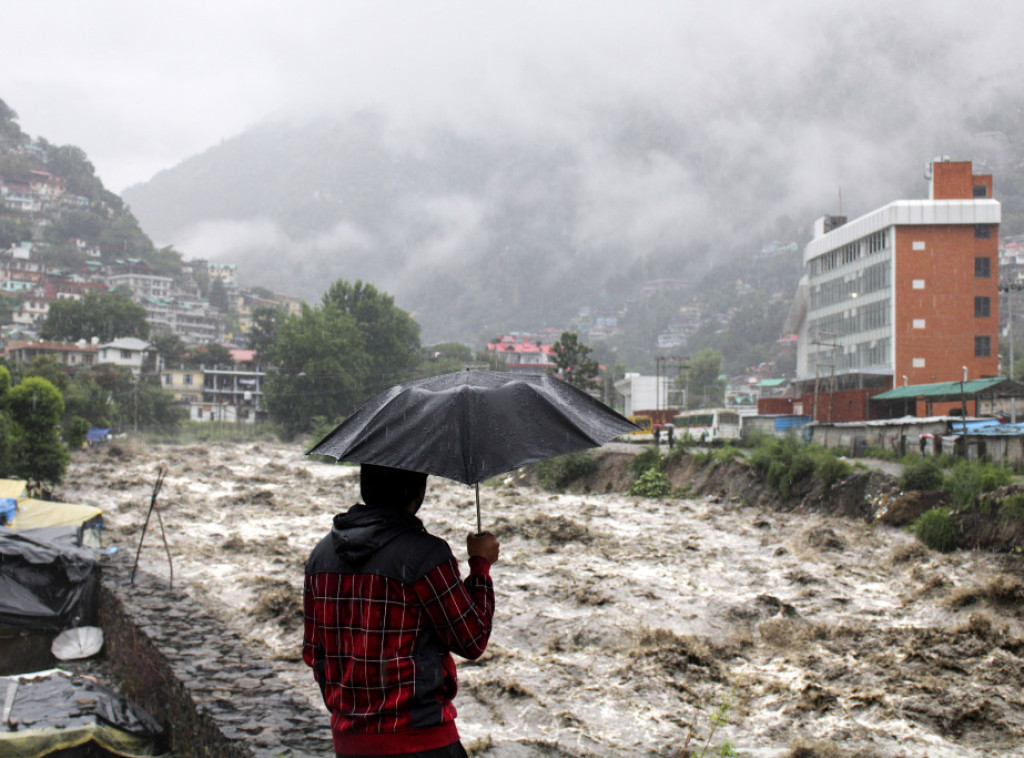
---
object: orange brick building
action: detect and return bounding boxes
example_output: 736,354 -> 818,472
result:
789,159 -> 1000,422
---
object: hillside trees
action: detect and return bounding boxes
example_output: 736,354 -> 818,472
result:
264,279 -> 421,438
41,290 -> 150,342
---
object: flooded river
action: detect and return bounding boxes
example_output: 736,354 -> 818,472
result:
58,440 -> 1024,757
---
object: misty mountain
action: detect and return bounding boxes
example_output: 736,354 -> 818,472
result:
122,42 -> 1024,348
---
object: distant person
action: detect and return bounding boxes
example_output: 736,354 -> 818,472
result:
304,464 -> 499,757
667,425 -> 675,449
653,426 -> 661,445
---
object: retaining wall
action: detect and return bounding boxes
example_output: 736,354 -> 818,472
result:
99,554 -> 333,757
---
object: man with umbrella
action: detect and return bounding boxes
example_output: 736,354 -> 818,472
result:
304,463 -> 499,757
305,370 -> 636,756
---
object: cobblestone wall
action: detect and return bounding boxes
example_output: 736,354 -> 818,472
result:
100,555 -> 333,757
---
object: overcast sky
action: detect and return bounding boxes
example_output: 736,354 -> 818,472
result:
8,0 -> 1024,196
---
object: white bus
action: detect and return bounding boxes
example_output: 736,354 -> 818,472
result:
670,408 -> 742,442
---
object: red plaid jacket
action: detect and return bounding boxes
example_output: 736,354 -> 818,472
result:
304,504 -> 494,755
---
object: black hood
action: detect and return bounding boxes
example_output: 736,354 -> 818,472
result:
331,503 -> 426,566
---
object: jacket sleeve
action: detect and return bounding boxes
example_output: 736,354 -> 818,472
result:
302,573 -> 327,700
412,555 -> 494,660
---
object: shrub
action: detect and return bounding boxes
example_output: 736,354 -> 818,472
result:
535,452 -> 598,490
814,453 -> 852,488
943,459 -> 1013,509
711,445 -> 743,468
628,468 -> 670,498
900,458 -> 944,492
999,493 -> 1024,524
913,507 -> 957,552
749,435 -> 850,497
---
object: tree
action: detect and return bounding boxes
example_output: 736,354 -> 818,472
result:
321,280 -> 421,393
264,303 -> 367,439
687,348 -> 725,409
550,331 -> 599,390
209,276 -> 229,311
41,290 -> 150,342
420,342 -> 475,377
0,97 -> 25,142
24,355 -> 69,393
262,280 -> 423,438
151,333 -> 187,369
190,342 -> 233,368
8,377 -> 69,489
248,306 -> 284,362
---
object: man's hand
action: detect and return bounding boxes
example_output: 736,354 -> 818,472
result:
467,531 -> 500,564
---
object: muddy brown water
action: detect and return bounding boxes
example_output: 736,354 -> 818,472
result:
58,441 -> 1024,757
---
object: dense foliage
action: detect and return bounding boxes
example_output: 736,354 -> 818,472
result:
263,279 -> 421,438
534,452 -> 599,491
748,435 -> 852,499
41,290 -> 150,342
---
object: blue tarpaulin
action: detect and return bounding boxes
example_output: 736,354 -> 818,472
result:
0,497 -> 16,525
85,427 -> 110,442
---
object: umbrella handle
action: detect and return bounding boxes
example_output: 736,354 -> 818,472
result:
475,482 -> 482,535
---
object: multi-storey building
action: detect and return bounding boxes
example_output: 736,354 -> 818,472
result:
790,159 -> 1000,422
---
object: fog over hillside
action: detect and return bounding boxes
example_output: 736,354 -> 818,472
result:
121,3 -> 1024,344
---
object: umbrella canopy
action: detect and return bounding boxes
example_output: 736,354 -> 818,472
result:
308,370 -> 638,485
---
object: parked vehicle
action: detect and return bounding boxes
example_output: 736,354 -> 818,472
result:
622,415 -> 653,441
670,408 -> 741,442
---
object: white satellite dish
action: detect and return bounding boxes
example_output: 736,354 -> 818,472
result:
51,626 -> 104,660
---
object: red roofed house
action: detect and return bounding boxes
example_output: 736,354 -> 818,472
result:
485,335 -> 557,375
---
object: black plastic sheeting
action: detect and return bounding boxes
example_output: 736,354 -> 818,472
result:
0,528 -> 99,633
1,670 -> 167,757
6,672 -> 164,738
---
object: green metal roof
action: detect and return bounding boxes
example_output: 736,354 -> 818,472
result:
756,378 -> 787,388
873,377 -> 1009,401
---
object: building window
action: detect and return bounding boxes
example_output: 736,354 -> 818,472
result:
183,374 -> 193,386
913,241 -> 925,251
912,279 -> 925,290
975,224 -> 991,239
120,350 -> 132,359
975,336 -> 991,357
975,297 -> 991,318
913,358 -> 925,368
163,374 -> 172,385
913,319 -> 926,329
973,185 -> 988,198
975,257 -> 991,278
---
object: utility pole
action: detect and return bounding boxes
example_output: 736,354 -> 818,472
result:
1001,282 -> 1021,422
811,331 -> 841,423
655,354 -> 687,414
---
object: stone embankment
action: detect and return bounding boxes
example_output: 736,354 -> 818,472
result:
100,552 -> 332,757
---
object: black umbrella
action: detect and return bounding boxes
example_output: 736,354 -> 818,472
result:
308,370 -> 638,530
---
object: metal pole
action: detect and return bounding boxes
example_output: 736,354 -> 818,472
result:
475,483 -> 482,535
1010,286 -> 1017,423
